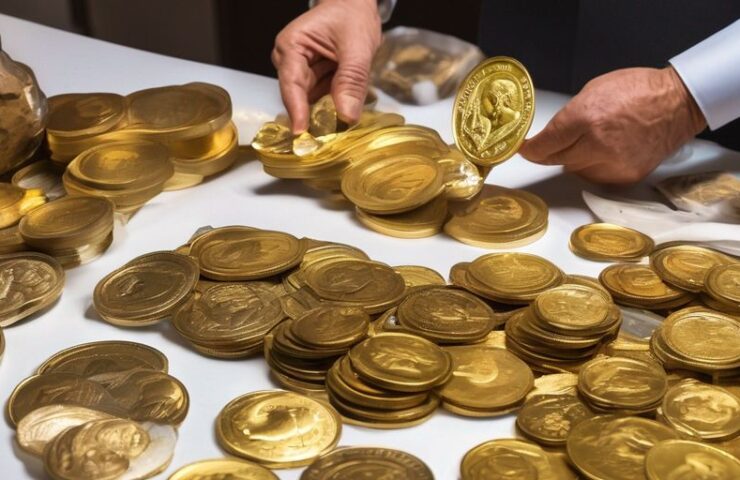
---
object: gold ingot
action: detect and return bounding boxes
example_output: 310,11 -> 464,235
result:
525,372 -> 579,399
661,307 -> 740,368
94,251 -> 199,326
705,263 -> 740,312
301,446 -> 434,480
566,415 -> 679,480
600,264 -> 693,309
341,154 -> 445,214
453,56 -> 535,167
397,286 -> 497,343
289,305 -> 369,349
650,244 -> 733,292
16,404 -> 114,456
661,379 -> 740,441
11,160 -> 66,201
355,194 -> 448,239
348,332 -> 452,392
47,93 -> 126,138
393,265 -> 446,289
437,345 -> 533,413
190,226 -> 306,281
467,252 -> 564,303
216,390 -> 341,468
569,223 -> 654,262
169,458 -> 278,480
461,438 -> 576,480
437,146 -> 484,201
532,284 -> 612,333
444,185 -> 548,249
578,356 -> 667,410
0,251 -> 65,327
516,394 -> 594,447
37,340 -> 168,376
645,440 -> 740,480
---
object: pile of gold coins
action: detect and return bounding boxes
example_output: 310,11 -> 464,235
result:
8,341 -> 188,480
253,57 -> 548,248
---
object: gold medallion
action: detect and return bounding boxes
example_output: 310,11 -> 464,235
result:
517,394 -> 594,447
578,356 -> 667,411
650,245 -> 732,292
570,223 -> 654,261
0,252 -> 65,327
532,284 -> 611,332
467,252 -> 563,303
290,305 -> 369,349
661,379 -> 740,441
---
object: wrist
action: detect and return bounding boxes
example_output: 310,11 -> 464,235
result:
665,66 -> 707,135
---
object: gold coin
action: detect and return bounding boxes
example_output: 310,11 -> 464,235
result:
661,307 -> 740,366
341,155 -> 445,214
169,458 -> 279,480
437,345 -> 533,412
661,379 -> 740,441
578,356 -> 667,410
468,252 -> 563,302
526,372 -> 579,399
394,265 -> 446,289
444,185 -> 548,248
397,287 -> 497,343
190,226 -> 306,281
47,93 -> 126,137
0,251 -> 65,327
532,284 -> 611,332
300,446 -> 434,480
37,340 -> 168,376
94,251 -> 199,326
569,223 -> 654,261
516,394 -> 594,447
600,264 -> 692,307
567,415 -> 679,480
0,182 -> 47,228
650,245 -> 732,292
645,440 -> 740,480
290,305 -> 369,349
16,404 -> 115,456
18,196 -> 114,249
348,332 -> 451,392
438,146 -> 484,201
461,438 -> 576,480
216,390 -> 341,468
355,194 -> 448,239
705,263 -> 740,310
328,389 -> 439,428
453,56 -> 535,167
7,373 -> 125,426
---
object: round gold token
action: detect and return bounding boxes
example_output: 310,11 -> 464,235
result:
453,56 -> 535,167
300,446 -> 434,480
600,264 -> 692,308
101,368 -> 189,425
705,263 -> 740,310
661,307 -> 740,367
190,226 -> 306,281
645,439 -> 740,480
661,379 -> 740,441
169,458 -> 279,480
290,305 -> 370,349
394,265 -> 446,289
578,356 -> 667,410
94,251 -> 199,326
37,340 -> 168,376
569,223 -> 654,262
444,185 -> 548,248
467,252 -> 564,303
437,345 -> 533,413
533,284 -> 612,332
461,438 -> 575,480
349,332 -> 452,392
216,390 -> 342,468
341,155 -> 445,214
47,93 -> 126,137
567,415 -> 679,480
0,251 -> 65,327
397,287 -> 497,343
650,245 -> 732,292
355,194 -> 448,239
516,394 -> 594,447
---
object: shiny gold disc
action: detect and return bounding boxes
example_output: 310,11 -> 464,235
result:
650,245 -> 733,292
300,446 -> 434,480
168,458 -> 279,480
461,438 -> 575,480
705,263 -> 740,310
517,394 -> 594,447
645,439 -> 740,480
532,284 -> 612,332
0,251 -> 65,327
661,379 -> 740,441
37,340 -> 168,376
569,223 -> 654,261
578,356 -> 667,409
47,93 -> 126,137
467,252 -> 564,302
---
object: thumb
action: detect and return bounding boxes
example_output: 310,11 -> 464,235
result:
331,46 -> 373,124
519,107 -> 584,165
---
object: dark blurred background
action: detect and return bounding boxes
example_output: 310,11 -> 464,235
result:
0,0 -> 481,78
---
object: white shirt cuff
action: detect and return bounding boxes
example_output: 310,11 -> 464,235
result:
670,19 -> 740,130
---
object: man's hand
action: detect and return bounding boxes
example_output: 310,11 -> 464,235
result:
519,67 -> 707,184
272,0 -> 381,133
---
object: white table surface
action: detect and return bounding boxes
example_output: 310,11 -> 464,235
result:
1,13 -> 739,480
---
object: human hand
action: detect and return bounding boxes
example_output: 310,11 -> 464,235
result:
272,0 -> 382,133
519,67 -> 707,184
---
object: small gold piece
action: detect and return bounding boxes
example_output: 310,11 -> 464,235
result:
516,394 -> 594,447
355,194 -> 448,239
461,438 -> 576,480
705,263 -> 740,313
645,440 -> 740,480
453,56 -> 535,167
0,182 -> 47,229
569,223 -> 654,262
289,305 -> 370,349
650,244 -> 733,292
216,390 -> 342,468
660,379 -> 740,441
532,283 -> 612,332
0,252 -> 65,327
94,251 -> 199,326
168,458 -> 279,480
301,446 -> 434,480
600,264 -> 694,310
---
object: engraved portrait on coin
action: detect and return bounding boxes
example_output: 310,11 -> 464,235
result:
0,257 -> 57,311
463,77 -> 522,155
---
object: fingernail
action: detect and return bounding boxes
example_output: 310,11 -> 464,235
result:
337,95 -> 363,123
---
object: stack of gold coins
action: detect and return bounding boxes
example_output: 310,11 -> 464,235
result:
650,244 -> 734,293
460,438 -> 577,480
63,141 -> 174,213
301,447 -> 434,479
569,223 -> 654,262
599,263 -> 695,310
9,341 -> 187,480
326,332 -> 450,428
18,196 -> 115,267
577,356 -> 668,414
216,390 -> 341,468
650,306 -> 740,379
703,263 -> 740,315
450,253 -> 564,304
504,284 -> 622,373
0,182 -> 46,229
0,252 -> 64,327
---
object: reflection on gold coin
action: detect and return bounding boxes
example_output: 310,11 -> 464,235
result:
661,379 -> 740,441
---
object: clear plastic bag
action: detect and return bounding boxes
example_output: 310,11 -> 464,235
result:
371,26 -> 484,105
